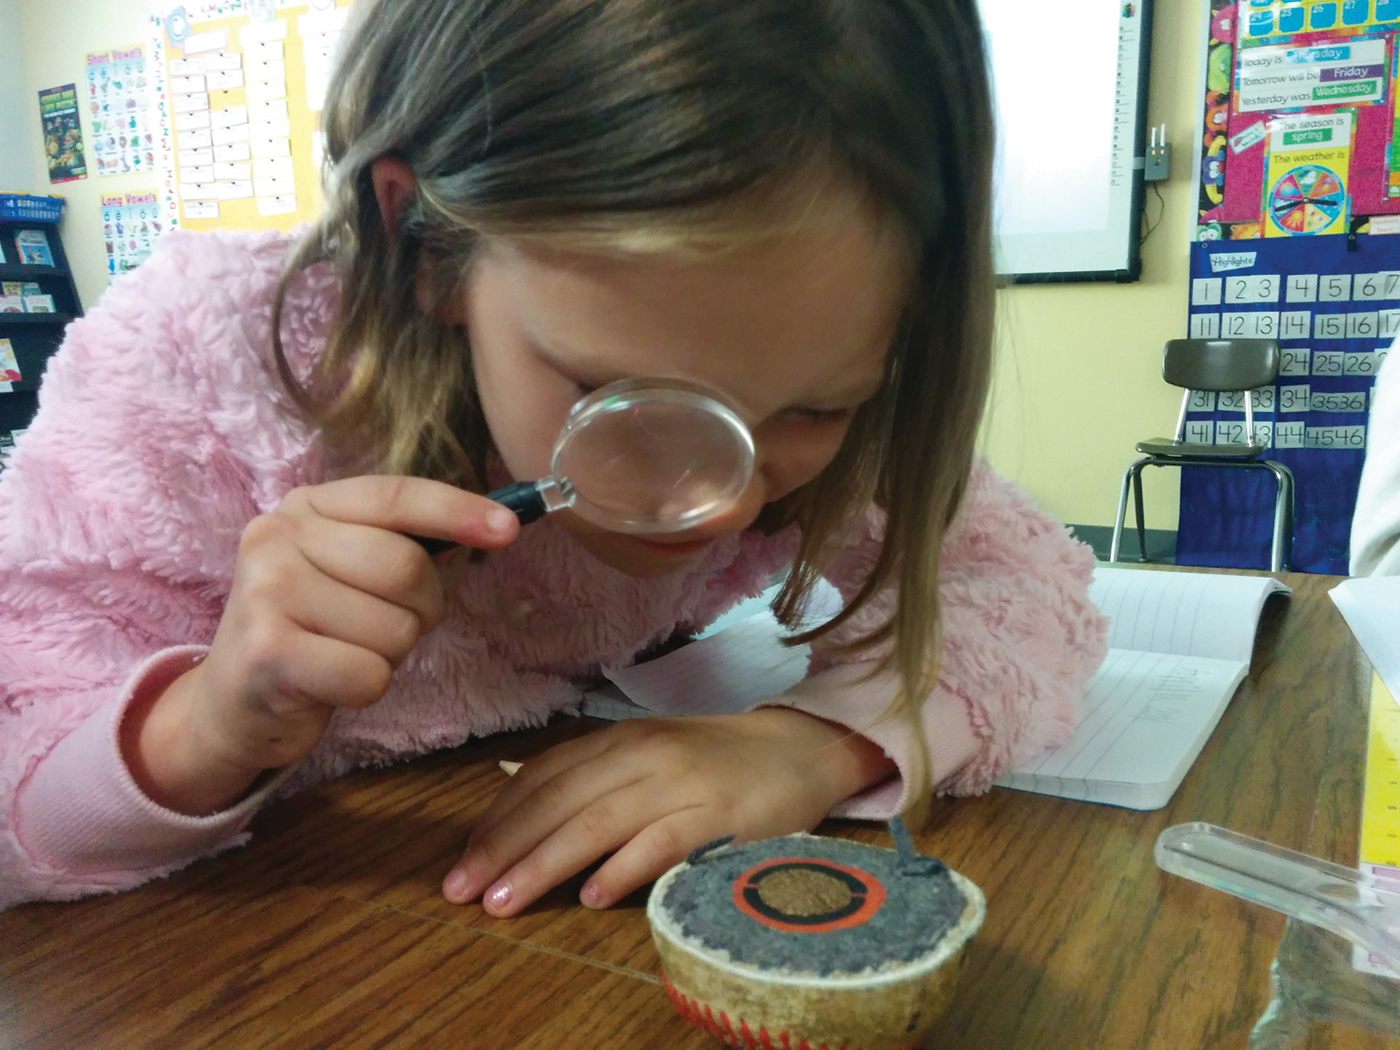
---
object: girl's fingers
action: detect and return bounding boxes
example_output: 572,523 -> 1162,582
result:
271,627 -> 396,711
282,562 -> 427,667
289,475 -> 520,550
446,747 -> 649,904
580,809 -> 725,910
466,731 -> 621,845
467,781 -> 690,917
291,518 -> 445,632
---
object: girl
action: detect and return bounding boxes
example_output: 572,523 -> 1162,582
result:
0,0 -> 1106,914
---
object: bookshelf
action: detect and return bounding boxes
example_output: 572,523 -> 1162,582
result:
0,199 -> 83,452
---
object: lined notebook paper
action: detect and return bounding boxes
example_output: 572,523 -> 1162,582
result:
995,567 -> 1289,810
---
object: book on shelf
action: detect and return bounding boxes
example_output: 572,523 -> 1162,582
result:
0,337 -> 20,388
0,296 -> 23,314
12,229 -> 54,268
21,294 -> 55,313
1,282 -> 39,298
994,567 -> 1289,811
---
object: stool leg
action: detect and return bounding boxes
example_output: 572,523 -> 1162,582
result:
1133,466 -> 1148,563
1110,466 -> 1134,563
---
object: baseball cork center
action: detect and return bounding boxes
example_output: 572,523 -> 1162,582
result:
754,868 -> 854,917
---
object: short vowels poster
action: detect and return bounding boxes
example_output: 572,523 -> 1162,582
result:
38,84 -> 88,184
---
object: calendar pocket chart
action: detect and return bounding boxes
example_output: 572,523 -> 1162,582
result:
1184,239 -> 1387,574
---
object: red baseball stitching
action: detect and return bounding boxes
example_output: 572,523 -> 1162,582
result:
661,973 -> 923,1050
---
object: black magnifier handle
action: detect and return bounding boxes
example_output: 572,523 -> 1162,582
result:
411,481 -> 550,555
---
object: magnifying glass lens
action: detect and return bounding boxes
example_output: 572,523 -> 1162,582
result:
552,382 -> 754,535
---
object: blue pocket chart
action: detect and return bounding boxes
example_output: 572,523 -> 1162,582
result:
1180,236 -> 1391,574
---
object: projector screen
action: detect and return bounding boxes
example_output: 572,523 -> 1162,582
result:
982,0 -> 1154,283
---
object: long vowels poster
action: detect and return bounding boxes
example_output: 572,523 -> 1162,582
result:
37,83 -> 88,184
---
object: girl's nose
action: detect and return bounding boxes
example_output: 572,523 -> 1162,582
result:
662,469 -> 768,543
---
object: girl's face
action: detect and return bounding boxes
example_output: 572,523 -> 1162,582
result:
464,205 -> 909,578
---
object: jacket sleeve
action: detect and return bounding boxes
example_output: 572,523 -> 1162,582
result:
759,458 -> 1108,819
0,231 -> 305,908
1351,346 -> 1400,577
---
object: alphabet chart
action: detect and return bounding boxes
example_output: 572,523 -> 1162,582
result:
1186,0 -> 1400,574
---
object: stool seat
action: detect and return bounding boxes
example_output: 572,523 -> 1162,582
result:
1135,438 -> 1266,458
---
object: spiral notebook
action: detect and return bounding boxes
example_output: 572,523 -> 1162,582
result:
994,567 -> 1289,811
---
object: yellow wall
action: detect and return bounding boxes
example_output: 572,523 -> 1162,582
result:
18,0 -> 1204,529
981,0 -> 1203,529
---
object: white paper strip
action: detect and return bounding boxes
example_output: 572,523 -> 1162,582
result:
256,194 -> 298,216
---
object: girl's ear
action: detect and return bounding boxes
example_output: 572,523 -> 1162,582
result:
369,156 -> 469,326
370,156 -> 418,236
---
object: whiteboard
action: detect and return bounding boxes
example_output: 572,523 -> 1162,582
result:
983,0 -> 1154,283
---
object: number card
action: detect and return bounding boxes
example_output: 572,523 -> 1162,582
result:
1345,352 -> 1381,377
1346,312 -> 1379,339
1217,390 -> 1247,412
1314,313 -> 1347,339
1280,348 -> 1311,376
1253,312 -> 1279,338
1223,312 -> 1253,338
1190,313 -> 1221,339
1286,274 -> 1318,303
1306,425 -> 1367,449
1309,391 -> 1369,413
1187,390 -> 1217,412
1353,273 -> 1391,301
1251,421 -> 1274,447
1279,384 -> 1311,412
1274,420 -> 1306,448
1280,311 -> 1310,339
1380,309 -> 1400,339
1184,420 -> 1214,444
1215,420 -> 1251,445
1251,386 -> 1277,412
1312,351 -> 1345,376
1192,278 -> 1223,306
1319,274 -> 1352,302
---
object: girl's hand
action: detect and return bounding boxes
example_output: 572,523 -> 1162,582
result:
122,475 -> 520,816
442,707 -> 896,915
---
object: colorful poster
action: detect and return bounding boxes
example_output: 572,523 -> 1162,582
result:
87,47 -> 155,176
1263,111 -> 1352,235
101,191 -> 164,276
37,84 -> 88,184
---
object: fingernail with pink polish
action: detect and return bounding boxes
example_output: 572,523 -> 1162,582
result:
485,882 -> 512,912
443,869 -> 471,903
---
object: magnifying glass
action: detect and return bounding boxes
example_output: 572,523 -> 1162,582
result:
416,378 -> 755,553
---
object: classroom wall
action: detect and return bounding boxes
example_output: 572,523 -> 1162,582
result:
12,0 -> 1203,530
16,0 -> 150,311
0,0 -> 37,193
981,0 -> 1202,530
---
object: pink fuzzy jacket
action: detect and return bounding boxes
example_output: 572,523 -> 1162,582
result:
0,230 -> 1107,909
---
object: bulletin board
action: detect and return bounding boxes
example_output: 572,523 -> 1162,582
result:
147,0 -> 353,234
1184,0 -> 1400,574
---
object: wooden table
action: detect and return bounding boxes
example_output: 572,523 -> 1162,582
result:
1,571 -> 1394,1049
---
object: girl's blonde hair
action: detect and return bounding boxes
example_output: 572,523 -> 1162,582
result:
273,0 -> 996,805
